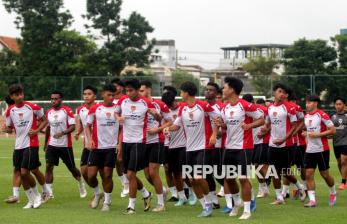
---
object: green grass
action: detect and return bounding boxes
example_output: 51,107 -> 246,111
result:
0,137 -> 346,224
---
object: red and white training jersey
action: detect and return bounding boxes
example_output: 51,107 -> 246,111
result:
209,101 -> 224,148
77,104 -> 94,147
174,100 -> 219,152
266,102 -> 297,148
47,106 -> 75,147
113,95 -> 127,105
146,99 -> 171,144
253,104 -> 270,145
289,102 -> 305,145
304,110 -> 334,153
221,99 -> 263,150
294,103 -> 306,146
116,96 -> 155,143
6,102 -> 44,150
168,104 -> 186,149
87,103 -> 119,149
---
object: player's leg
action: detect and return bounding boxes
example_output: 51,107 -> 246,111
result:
304,167 -> 316,207
269,147 -> 285,205
80,148 -> 90,185
170,148 -> 187,206
116,149 -> 129,198
339,153 -> 347,190
317,151 -> 336,206
100,149 -> 116,211
164,146 -> 177,202
44,145 -> 59,199
5,151 -> 21,204
88,151 -> 103,209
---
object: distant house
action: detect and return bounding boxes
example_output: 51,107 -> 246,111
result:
0,36 -> 19,53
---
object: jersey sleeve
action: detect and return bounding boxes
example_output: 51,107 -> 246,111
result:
159,101 -> 171,121
296,106 -> 305,120
321,111 -> 334,127
203,102 -> 220,119
5,108 -> 12,127
87,105 -> 97,125
173,106 -> 184,127
287,105 -> 298,123
31,104 -> 44,119
65,107 -> 76,125
244,102 -> 262,119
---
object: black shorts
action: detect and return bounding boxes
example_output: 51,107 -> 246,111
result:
222,149 -> 253,176
291,145 -> 306,168
186,150 -> 205,167
252,144 -> 270,165
333,145 -> 347,159
46,145 -> 76,169
304,151 -> 330,172
13,147 -> 41,171
88,149 -> 116,168
80,148 -> 91,166
167,147 -> 186,173
269,147 -> 291,175
144,142 -> 165,166
122,143 -> 146,172
163,146 -> 170,164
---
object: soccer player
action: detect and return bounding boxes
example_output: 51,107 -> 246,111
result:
204,82 -> 225,209
111,78 -> 129,198
85,84 -> 120,211
261,83 -> 305,205
302,95 -> 336,207
44,91 -> 86,201
330,97 -> 347,190
139,80 -> 172,212
115,78 -> 161,215
164,81 -> 219,218
215,77 -> 264,220
75,86 -> 98,187
4,84 -> 47,209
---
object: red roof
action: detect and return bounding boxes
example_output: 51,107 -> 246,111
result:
0,36 -> 19,53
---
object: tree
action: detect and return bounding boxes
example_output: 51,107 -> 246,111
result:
332,34 -> 347,73
243,56 -> 279,97
171,70 -> 201,95
85,0 -> 155,76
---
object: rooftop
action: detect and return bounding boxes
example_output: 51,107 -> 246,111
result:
221,43 -> 291,51
0,36 -> 19,53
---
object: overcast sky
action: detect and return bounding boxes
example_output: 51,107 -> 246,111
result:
1,0 -> 346,68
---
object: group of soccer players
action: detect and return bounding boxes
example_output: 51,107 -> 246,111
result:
3,75 -> 346,220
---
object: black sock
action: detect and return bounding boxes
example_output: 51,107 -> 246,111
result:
342,179 -> 346,184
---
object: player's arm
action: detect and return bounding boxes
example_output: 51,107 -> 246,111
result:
117,126 -> 123,161
29,115 -> 48,137
44,125 -> 50,150
85,123 -> 94,150
148,108 -> 162,121
274,121 -> 297,146
242,117 -> 264,130
74,115 -> 84,140
293,119 -> 304,136
309,125 -> 336,138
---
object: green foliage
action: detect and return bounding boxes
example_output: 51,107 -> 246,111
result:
171,70 -> 201,95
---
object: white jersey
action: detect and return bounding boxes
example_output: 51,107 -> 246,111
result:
174,100 -> 219,152
87,103 -> 119,149
77,104 -> 94,147
116,96 -> 155,143
168,104 -> 186,149
47,106 -> 75,148
5,102 -> 44,150
210,101 -> 224,148
305,109 -> 334,153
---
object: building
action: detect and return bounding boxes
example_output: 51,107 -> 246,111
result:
341,29 -> 347,35
0,36 -> 19,53
151,40 -> 177,69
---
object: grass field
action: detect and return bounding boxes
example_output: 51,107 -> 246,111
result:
0,137 -> 346,224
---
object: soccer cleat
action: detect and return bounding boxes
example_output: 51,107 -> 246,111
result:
304,200 -> 317,208
79,183 -> 87,198
229,204 -> 242,217
217,189 -> 225,198
188,193 -> 197,206
270,199 -> 285,205
239,212 -> 251,220
143,192 -> 152,212
220,206 -> 232,214
33,195 -> 42,209
123,207 -> 136,215
23,201 -> 34,209
168,196 -> 179,202
152,205 -> 166,212
90,193 -> 104,209
282,192 -> 290,199
256,191 -> 268,198
120,183 -> 129,198
101,203 -> 110,212
212,203 -> 220,209
174,198 -> 188,206
329,193 -> 336,206
42,192 -> 54,203
299,189 -> 307,202
4,196 -> 20,204
338,183 -> 347,190
197,204 -> 213,218
251,198 -> 256,212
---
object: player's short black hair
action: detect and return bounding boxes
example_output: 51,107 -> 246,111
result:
272,83 -> 288,93
102,84 -> 116,93
162,91 -> 176,107
256,98 -> 266,105
5,95 -> 15,106
9,84 -> 23,95
180,81 -> 198,97
111,78 -> 125,87
217,88 -> 223,95
334,97 -> 346,104
242,94 -> 254,103
163,85 -> 178,96
224,77 -> 243,95
140,80 -> 152,88
306,95 -> 321,103
83,85 -> 97,95
124,79 -> 141,90
51,90 -> 63,98
207,82 -> 220,92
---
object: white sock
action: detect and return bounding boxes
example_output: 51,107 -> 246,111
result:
93,186 -> 101,196
119,174 -> 129,185
157,194 -> 164,206
225,193 -> 233,208
78,179 -> 84,187
169,187 -> 178,198
329,185 -> 336,195
251,189 -> 255,201
303,181 -> 307,190
13,187 -> 20,198
31,186 -> 40,197
46,183 -> 53,194
25,189 -> 33,201
308,190 -> 316,202
282,185 -> 289,195
188,187 -> 194,196
219,186 -> 224,193
232,192 -> 242,206
178,190 -> 187,200
244,201 -> 251,213
294,181 -> 303,190
42,184 -> 49,194
183,182 -> 189,189
104,192 -> 112,205
128,198 -> 136,209
209,191 -> 219,204
139,187 -> 150,198
261,182 -> 268,192
275,188 -> 284,201
204,194 -> 212,205
199,197 -> 206,209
